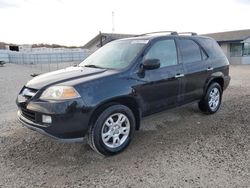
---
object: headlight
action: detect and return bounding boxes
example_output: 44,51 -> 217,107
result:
40,86 -> 80,100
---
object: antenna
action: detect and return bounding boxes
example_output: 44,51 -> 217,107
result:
112,11 -> 115,33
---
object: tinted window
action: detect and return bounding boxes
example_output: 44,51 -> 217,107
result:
201,48 -> 208,60
179,39 -> 202,63
144,39 -> 177,67
197,38 -> 224,58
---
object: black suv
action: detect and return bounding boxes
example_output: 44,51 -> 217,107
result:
16,31 -> 230,155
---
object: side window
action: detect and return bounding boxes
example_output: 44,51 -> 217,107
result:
179,39 -> 202,64
201,48 -> 208,60
144,39 -> 177,68
198,38 -> 224,58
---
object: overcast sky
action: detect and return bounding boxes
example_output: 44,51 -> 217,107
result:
0,0 -> 249,46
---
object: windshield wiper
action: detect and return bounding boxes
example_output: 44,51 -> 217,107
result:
84,64 -> 104,69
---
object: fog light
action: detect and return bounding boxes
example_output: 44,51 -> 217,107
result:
42,115 -> 52,124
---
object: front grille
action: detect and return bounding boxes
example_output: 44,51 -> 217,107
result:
21,87 -> 38,100
18,87 -> 38,122
21,107 -> 36,122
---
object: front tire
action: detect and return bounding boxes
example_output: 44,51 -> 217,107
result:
199,82 -> 222,114
88,104 -> 136,156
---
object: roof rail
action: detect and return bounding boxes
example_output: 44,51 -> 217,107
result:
138,31 -> 178,36
178,32 -> 197,36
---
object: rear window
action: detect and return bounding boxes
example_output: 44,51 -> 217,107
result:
178,39 -> 202,64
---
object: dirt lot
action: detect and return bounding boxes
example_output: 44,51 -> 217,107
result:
0,64 -> 249,187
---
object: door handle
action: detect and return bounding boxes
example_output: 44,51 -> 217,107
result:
175,73 -> 185,78
207,67 -> 214,71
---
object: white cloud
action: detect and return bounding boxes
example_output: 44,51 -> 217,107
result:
0,0 -> 249,46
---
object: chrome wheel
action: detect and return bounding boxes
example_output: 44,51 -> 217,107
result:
208,87 -> 220,111
101,113 -> 130,148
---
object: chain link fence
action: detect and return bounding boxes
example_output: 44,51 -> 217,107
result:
0,49 -> 92,73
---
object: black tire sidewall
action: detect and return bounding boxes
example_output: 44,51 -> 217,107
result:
92,105 -> 135,155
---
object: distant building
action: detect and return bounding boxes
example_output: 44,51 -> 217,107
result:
0,42 -> 8,50
83,32 -> 135,52
205,29 -> 250,65
18,44 -> 32,52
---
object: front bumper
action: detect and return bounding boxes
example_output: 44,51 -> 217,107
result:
17,110 -> 84,142
16,96 -> 91,141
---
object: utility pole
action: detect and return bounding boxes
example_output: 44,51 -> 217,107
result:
112,11 -> 115,33
99,31 -> 102,47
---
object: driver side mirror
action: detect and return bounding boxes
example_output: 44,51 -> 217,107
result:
142,59 -> 160,70
138,59 -> 160,77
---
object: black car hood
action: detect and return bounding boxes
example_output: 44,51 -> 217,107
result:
26,66 -> 107,89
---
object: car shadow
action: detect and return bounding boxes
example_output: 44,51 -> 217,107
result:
3,96 -> 244,174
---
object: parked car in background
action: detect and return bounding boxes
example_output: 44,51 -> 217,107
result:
16,31 -> 230,155
0,61 -> 6,67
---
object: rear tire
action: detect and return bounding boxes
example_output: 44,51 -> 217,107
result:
87,104 -> 136,156
199,82 -> 222,114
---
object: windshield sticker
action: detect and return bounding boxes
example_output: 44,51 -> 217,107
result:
131,40 -> 149,44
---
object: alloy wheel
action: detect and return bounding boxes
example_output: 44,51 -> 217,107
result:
101,113 -> 130,148
208,87 -> 220,111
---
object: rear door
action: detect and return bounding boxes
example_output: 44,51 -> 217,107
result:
176,38 -> 211,103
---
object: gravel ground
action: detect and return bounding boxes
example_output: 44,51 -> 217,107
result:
0,64 -> 249,187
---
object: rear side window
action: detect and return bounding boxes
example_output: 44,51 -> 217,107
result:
144,39 -> 177,68
201,48 -> 208,60
198,38 -> 224,58
178,39 -> 202,64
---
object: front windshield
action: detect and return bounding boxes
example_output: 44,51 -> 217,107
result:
79,40 -> 147,69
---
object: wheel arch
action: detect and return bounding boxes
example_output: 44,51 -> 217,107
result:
88,96 -> 141,131
204,75 -> 224,95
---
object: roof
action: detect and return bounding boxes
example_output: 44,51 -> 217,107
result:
204,29 -> 250,42
83,32 -> 205,49
83,32 -> 135,49
84,30 -> 250,49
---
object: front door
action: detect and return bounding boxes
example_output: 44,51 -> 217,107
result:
135,39 -> 184,115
